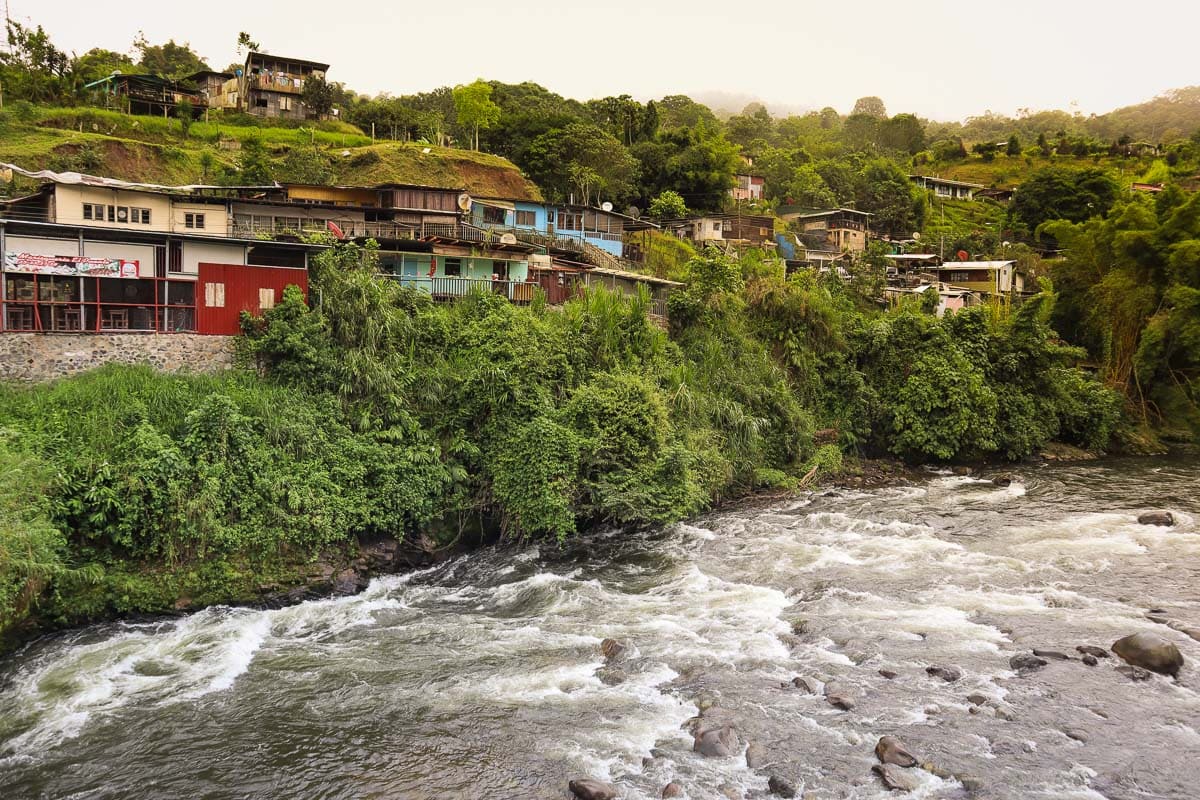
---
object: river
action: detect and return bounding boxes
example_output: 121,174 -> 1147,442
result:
2,455 -> 1198,800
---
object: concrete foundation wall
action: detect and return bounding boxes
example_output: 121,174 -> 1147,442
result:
0,333 -> 236,382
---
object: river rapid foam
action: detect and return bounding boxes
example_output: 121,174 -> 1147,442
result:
2,453 -> 1199,799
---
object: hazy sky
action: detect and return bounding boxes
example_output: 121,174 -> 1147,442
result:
13,0 -> 1200,120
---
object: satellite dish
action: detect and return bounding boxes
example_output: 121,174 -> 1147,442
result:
457,193 -> 472,211
600,201 -> 614,212
912,231 -> 921,240
500,233 -> 517,245
421,147 -> 431,154
626,206 -> 641,219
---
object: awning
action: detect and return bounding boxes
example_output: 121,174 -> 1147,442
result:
473,198 -> 516,211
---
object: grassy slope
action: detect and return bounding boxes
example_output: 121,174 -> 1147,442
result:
916,151 -> 1161,189
0,106 -> 541,200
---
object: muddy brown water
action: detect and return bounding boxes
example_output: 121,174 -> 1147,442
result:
2,453 -> 1198,799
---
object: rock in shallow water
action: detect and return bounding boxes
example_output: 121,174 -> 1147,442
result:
926,665 -> 962,682
768,775 -> 797,798
694,725 -> 741,758
745,740 -> 767,768
1009,653 -> 1048,672
662,782 -> 684,798
1136,511 -> 1175,526
1032,649 -> 1071,660
1112,632 -> 1184,676
1116,664 -> 1154,681
600,638 -> 627,661
1076,645 -> 1110,659
826,692 -> 855,711
1082,655 -> 1099,666
873,763 -> 920,791
875,735 -> 919,767
878,669 -> 898,680
569,778 -> 617,800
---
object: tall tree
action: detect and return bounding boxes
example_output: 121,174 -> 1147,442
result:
302,75 -> 335,118
133,34 -> 209,78
851,96 -> 888,119
452,79 -> 501,151
524,123 -> 637,204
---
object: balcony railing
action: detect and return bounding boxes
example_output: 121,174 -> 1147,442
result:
383,275 -> 539,305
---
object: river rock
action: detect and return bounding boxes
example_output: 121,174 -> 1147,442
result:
1065,729 -> 1089,743
1136,511 -> 1175,526
1032,649 -> 1071,660
966,693 -> 988,706
993,475 -> 1014,487
1082,655 -> 1099,666
993,706 -> 1016,721
1076,645 -> 1110,659
873,763 -> 920,791
1009,653 -> 1048,672
745,741 -> 768,768
600,638 -> 627,661
926,665 -> 962,682
597,666 -> 626,686
694,725 -> 741,758
1116,664 -> 1153,681
875,735 -> 918,767
790,676 -> 814,692
1112,632 -> 1184,676
569,778 -> 618,800
878,669 -> 898,680
767,775 -> 797,798
826,692 -> 855,711
332,568 -> 366,595
662,782 -> 684,798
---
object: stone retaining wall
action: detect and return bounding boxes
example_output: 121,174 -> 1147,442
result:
0,333 -> 237,382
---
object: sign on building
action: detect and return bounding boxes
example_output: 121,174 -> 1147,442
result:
3,252 -> 139,278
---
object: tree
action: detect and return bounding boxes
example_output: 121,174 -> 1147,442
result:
851,96 -> 888,119
1,20 -> 74,102
782,165 -> 837,208
236,32 -> 260,57
525,123 -> 638,204
973,141 -> 999,162
855,159 -> 923,237
1011,167 -> 1120,236
176,97 -> 194,137
452,79 -> 501,151
878,113 -> 926,154
648,190 -> 688,219
1006,134 -> 1021,156
301,74 -> 335,118
133,34 -> 209,78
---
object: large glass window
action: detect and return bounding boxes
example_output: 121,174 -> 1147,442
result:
1,272 -> 197,333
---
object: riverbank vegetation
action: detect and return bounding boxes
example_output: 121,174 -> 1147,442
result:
0,243 -> 1121,645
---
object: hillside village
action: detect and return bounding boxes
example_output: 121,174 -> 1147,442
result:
5,22 -> 1200,345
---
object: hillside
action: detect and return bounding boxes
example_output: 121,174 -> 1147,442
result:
914,150 -> 1167,190
0,106 -> 542,200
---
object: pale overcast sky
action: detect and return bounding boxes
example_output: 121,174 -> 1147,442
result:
14,0 -> 1200,120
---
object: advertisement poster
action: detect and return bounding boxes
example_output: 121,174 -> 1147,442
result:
3,252 -> 139,278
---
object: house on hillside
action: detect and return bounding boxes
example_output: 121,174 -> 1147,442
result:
910,175 -> 986,201
83,74 -> 205,118
0,171 -> 316,335
239,52 -> 331,121
931,260 -> 1026,295
662,213 -> 775,247
186,70 -> 235,112
779,207 -> 871,254
731,173 -> 765,202
469,199 -> 655,260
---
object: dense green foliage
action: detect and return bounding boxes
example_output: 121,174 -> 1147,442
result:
1046,191 -> 1200,439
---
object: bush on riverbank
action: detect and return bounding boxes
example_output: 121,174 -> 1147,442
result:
0,242 -> 1121,643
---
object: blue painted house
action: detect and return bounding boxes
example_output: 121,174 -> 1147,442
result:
472,199 -> 645,258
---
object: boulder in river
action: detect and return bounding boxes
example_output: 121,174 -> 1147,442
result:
878,669 -> 898,680
875,735 -> 919,767
993,474 -> 1015,487
790,676 -> 814,693
1032,649 -> 1071,660
1112,632 -> 1183,676
662,782 -> 684,798
767,775 -> 797,798
1136,511 -> 1175,527
926,665 -> 962,682
600,638 -> 627,661
1009,653 -> 1048,672
826,692 -> 855,711
1076,645 -> 1109,659
966,693 -> 988,706
569,778 -> 618,800
873,763 -> 920,791
1082,655 -> 1099,666
694,725 -> 741,758
745,740 -> 768,768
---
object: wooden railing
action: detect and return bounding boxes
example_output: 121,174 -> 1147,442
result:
384,275 -> 539,305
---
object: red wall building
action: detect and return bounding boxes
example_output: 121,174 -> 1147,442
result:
196,263 -> 308,335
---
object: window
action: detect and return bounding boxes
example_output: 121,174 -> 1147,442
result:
557,210 -> 582,231
258,288 -> 276,310
185,212 -> 206,229
515,210 -> 536,227
204,282 -> 226,308
482,206 -> 506,225
127,207 -> 151,225
254,96 -> 269,108
443,258 -> 462,277
712,221 -> 722,232
116,206 -> 129,223
83,204 -> 93,220
280,97 -> 293,112
107,205 -> 116,222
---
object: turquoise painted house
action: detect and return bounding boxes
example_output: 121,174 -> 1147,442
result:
472,199 -> 644,258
